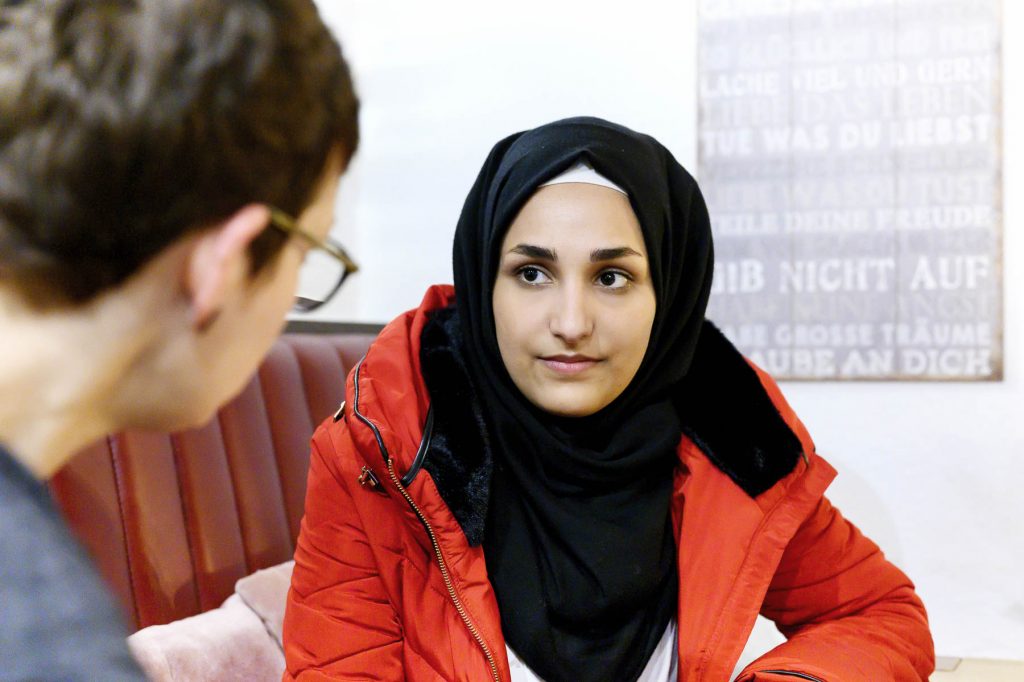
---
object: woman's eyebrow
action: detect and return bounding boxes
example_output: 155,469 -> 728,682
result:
591,247 -> 642,262
509,244 -> 557,261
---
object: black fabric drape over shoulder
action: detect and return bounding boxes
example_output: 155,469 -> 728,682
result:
448,117 -> 714,682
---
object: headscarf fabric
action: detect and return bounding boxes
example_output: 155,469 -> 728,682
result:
450,117 -> 714,682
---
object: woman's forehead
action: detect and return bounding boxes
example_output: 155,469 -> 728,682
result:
502,183 -> 646,254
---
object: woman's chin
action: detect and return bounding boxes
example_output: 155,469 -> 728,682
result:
527,389 -> 612,419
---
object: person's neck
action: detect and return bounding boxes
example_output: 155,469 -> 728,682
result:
0,287 -> 163,480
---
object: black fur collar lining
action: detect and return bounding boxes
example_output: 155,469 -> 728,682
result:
673,322 -> 804,498
419,308 -> 494,545
419,308 -> 804,546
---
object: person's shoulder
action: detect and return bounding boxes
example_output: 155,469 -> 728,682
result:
741,355 -> 815,458
310,285 -> 454,473
689,320 -> 813,454
365,283 -> 456,369
0,444 -> 67,551
0,447 -> 146,681
677,322 -> 812,497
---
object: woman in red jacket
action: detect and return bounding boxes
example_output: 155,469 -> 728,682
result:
283,117 -> 934,681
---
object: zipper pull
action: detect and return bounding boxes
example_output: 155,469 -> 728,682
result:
357,465 -> 382,491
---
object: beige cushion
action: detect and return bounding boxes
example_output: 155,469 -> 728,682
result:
126,561 -> 294,682
235,560 -> 294,648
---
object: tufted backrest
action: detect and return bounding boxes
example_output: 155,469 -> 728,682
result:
49,332 -> 376,632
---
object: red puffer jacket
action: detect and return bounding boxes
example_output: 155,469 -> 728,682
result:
283,286 -> 934,682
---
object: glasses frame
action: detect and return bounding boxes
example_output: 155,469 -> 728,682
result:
268,207 -> 359,312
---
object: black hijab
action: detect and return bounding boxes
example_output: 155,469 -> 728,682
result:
451,117 -> 714,681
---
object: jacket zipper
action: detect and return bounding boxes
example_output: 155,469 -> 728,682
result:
385,457 -> 502,682
759,672 -> 825,681
351,358 -> 501,681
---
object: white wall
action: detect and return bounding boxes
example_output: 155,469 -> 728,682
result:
314,0 -> 1022,662
309,0 -> 699,323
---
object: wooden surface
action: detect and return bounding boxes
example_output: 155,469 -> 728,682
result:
931,657 -> 1024,681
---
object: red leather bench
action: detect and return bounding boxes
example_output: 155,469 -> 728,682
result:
50,329 -> 376,631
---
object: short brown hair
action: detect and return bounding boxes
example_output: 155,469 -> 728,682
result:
0,0 -> 359,307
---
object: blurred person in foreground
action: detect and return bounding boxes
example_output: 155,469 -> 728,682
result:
0,0 -> 358,678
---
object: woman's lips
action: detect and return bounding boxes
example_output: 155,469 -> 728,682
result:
540,355 -> 599,375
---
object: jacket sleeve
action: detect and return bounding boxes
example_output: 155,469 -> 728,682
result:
282,427 -> 404,681
736,496 -> 935,682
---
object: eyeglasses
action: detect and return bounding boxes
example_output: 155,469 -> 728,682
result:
268,207 -> 359,312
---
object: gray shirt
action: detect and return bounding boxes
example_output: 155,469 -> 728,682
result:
0,444 -> 146,681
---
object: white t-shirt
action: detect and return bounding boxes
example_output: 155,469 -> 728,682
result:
506,620 -> 678,682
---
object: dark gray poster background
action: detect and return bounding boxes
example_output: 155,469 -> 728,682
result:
699,0 -> 1002,380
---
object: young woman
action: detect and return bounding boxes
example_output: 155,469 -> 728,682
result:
282,117 -> 934,681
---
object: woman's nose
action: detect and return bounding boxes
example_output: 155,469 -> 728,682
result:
549,284 -> 593,344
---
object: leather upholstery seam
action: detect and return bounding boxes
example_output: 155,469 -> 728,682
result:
261,343 -> 301,542
218,409 -> 253,574
108,434 -> 142,629
169,433 -> 203,612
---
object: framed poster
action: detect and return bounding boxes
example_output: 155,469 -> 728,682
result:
699,0 -> 1002,380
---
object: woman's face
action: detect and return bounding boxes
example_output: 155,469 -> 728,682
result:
492,183 -> 656,417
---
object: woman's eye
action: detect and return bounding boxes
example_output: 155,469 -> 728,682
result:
597,270 -> 630,289
517,266 -> 551,285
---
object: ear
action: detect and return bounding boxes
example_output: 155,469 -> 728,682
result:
185,204 -> 271,331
